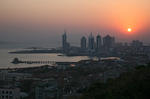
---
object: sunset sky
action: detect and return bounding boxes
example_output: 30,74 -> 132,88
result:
0,0 -> 150,47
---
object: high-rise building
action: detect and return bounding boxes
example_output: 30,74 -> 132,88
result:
62,30 -> 70,52
88,32 -> 95,50
96,34 -> 102,49
62,30 -> 67,50
81,36 -> 87,49
103,35 -> 115,49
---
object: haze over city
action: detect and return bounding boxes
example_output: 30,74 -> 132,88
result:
1,1 -> 150,99
0,0 -> 150,47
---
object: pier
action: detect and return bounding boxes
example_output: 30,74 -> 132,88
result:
11,58 -> 77,66
12,58 -> 56,64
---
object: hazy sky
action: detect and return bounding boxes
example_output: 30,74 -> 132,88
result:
0,0 -> 150,47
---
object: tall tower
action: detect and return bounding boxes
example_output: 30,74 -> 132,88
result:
88,32 -> 95,50
62,30 -> 70,53
103,35 -> 115,50
81,36 -> 87,49
62,30 -> 67,50
96,33 -> 102,49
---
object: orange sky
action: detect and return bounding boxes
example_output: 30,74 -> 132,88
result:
0,0 -> 150,43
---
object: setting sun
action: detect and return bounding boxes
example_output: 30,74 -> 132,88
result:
128,28 -> 132,32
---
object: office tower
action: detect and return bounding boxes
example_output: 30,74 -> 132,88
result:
103,35 -> 115,49
88,32 -> 95,50
62,30 -> 70,52
62,30 -> 67,50
96,34 -> 102,49
81,36 -> 87,49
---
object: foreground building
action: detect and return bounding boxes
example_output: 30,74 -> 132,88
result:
0,86 -> 20,99
0,70 -> 32,81
35,80 -> 58,99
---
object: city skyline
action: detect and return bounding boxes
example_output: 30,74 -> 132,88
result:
0,0 -> 150,46
62,31 -> 145,49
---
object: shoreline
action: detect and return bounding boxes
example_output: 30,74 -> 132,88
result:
0,64 -> 51,70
